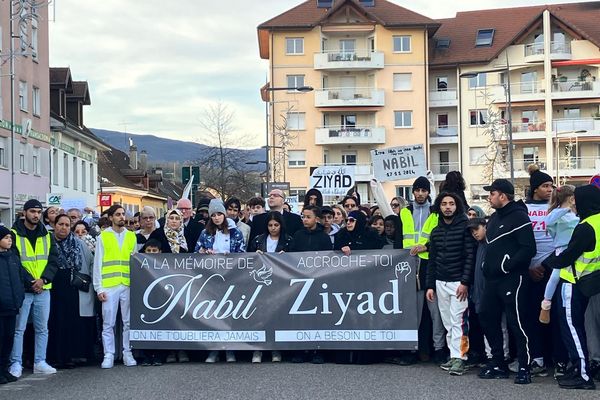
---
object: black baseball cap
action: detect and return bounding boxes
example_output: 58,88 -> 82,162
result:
483,179 -> 514,195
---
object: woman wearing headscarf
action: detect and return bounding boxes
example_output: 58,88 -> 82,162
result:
334,210 -> 384,255
148,209 -> 189,254
47,214 -> 96,368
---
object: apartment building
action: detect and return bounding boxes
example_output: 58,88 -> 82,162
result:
258,0 -> 439,202
0,2 -> 51,223
49,67 -> 110,209
429,4 -> 600,202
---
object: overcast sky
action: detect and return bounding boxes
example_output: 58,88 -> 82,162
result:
48,0 -> 592,147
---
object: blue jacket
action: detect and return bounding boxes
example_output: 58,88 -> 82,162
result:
0,249 -> 32,316
546,208 -> 579,252
195,218 -> 245,253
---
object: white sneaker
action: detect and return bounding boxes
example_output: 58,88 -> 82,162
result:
205,351 -> 219,363
101,354 -> 114,369
177,350 -> 189,363
252,351 -> 262,363
165,351 -> 177,363
271,351 -> 282,363
33,361 -> 57,374
9,363 -> 22,378
123,351 -> 137,367
226,351 -> 236,363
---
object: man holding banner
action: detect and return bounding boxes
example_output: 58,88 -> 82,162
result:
93,205 -> 138,369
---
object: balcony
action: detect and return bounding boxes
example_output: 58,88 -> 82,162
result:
490,81 -> 545,103
320,163 -> 373,181
499,158 -> 548,179
429,125 -> 459,144
524,41 -> 572,63
558,157 -> 600,177
551,79 -> 600,100
429,89 -> 458,107
553,118 -> 600,135
315,88 -> 384,107
510,121 -> 546,140
315,126 -> 386,145
431,161 -> 460,181
314,50 -> 384,71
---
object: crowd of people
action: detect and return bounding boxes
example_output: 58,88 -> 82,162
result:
0,166 -> 599,390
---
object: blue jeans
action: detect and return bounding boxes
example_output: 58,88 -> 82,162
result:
10,290 -> 51,365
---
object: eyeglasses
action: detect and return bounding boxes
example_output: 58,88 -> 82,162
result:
343,203 -> 356,209
390,203 -> 400,208
346,218 -> 356,223
269,193 -> 284,198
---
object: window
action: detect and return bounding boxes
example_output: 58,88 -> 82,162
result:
52,149 -> 58,184
476,29 -> 495,46
469,147 -> 488,165
436,38 -> 451,49
286,75 -> 305,91
468,73 -> 486,89
339,39 -> 355,55
317,0 -> 333,8
82,160 -> 86,192
340,114 -> 356,128
32,86 -> 41,116
288,150 -> 306,167
394,111 -> 413,128
73,156 -> 78,190
287,112 -> 305,130
19,154 -> 25,172
438,150 -> 450,174
0,138 -> 5,168
359,0 -> 375,6
521,72 -> 537,94
436,76 -> 448,91
342,151 -> 357,165
368,37 -> 375,52
564,108 -> 580,119
63,153 -> 69,188
286,38 -> 304,55
396,186 -> 413,202
31,20 -> 38,59
289,188 -> 306,203
19,81 -> 27,111
471,184 -> 489,201
393,36 -> 411,52
323,150 -> 329,164
469,109 -> 488,126
89,163 -> 94,193
393,73 -> 412,91
32,155 -> 38,175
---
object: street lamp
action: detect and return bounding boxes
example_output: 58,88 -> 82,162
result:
460,64 -> 514,184
261,84 -> 314,190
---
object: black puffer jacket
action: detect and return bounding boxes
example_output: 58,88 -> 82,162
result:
0,249 -> 33,316
291,224 -> 333,252
426,213 -> 476,289
248,233 -> 293,253
484,200 -> 536,280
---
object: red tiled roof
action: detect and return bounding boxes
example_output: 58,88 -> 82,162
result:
259,0 -> 438,29
430,2 -> 600,67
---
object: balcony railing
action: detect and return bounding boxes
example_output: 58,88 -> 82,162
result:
431,162 -> 460,175
315,125 -> 386,145
323,125 -> 376,138
559,156 -> 600,171
552,79 -> 597,93
430,125 -> 458,137
553,118 -> 600,132
322,50 -> 374,62
511,121 -> 546,133
512,158 -> 548,172
314,50 -> 384,70
314,87 -> 384,106
524,41 -> 571,57
429,88 -> 458,102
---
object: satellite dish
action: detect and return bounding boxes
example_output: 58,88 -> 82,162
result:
22,118 -> 32,137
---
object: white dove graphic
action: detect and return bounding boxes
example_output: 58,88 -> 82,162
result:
249,265 -> 273,286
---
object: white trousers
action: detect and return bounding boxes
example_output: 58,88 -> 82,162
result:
484,313 -> 510,360
101,285 -> 131,356
436,280 -> 469,360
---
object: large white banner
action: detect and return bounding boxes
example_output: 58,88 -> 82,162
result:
371,145 -> 427,182
310,165 -> 356,195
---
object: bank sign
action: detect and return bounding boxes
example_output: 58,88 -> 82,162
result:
130,250 -> 419,350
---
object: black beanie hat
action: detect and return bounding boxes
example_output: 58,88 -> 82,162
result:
528,164 -> 553,193
23,199 -> 43,211
0,225 -> 12,241
412,176 -> 431,193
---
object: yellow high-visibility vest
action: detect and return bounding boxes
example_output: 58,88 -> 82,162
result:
416,213 -> 439,260
399,208 -> 417,249
100,230 -> 137,288
12,230 -> 52,289
560,213 -> 600,284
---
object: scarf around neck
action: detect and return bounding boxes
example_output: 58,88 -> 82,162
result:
56,232 -> 82,271
164,224 -> 187,253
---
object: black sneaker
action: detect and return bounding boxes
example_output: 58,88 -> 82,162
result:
530,360 -> 548,377
432,349 -> 447,365
554,362 -> 568,379
590,360 -> 600,382
140,357 -> 152,367
558,375 -> 596,390
2,372 -> 17,383
479,364 -> 509,379
514,368 -> 532,385
397,352 -> 418,366
0,375 -> 7,385
310,354 -> 325,364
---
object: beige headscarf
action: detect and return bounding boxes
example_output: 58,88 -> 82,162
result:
164,209 -> 188,253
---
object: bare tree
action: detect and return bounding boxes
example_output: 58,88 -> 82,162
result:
272,104 -> 300,183
197,102 -> 261,199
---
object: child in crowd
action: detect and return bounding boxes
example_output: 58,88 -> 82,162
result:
0,227 -> 32,384
539,185 -> 579,324
320,206 -> 339,246
138,239 -> 166,367
290,206 -> 332,252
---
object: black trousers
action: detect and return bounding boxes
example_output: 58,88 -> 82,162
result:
479,273 -> 535,368
0,315 -> 17,371
557,281 -> 591,380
